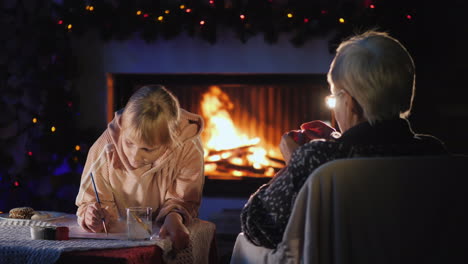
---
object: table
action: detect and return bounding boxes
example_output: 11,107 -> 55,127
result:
0,213 -> 217,264
57,237 -> 218,264
58,245 -> 164,264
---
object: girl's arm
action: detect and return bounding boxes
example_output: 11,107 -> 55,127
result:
156,137 -> 205,225
75,134 -> 118,232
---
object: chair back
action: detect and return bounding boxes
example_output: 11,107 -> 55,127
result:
231,155 -> 468,264
281,155 -> 468,264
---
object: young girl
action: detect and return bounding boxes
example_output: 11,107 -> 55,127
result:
75,85 -> 204,249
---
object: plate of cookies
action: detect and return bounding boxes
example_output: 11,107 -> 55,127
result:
0,207 -> 67,221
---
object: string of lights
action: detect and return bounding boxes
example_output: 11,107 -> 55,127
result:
54,0 -> 416,47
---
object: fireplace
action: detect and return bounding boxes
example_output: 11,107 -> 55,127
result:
107,73 -> 331,196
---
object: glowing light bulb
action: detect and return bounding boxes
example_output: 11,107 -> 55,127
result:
200,20 -> 205,25
339,18 -> 345,23
165,10 -> 170,14
304,18 -> 309,23
28,151 -> 33,156
240,14 -> 245,20
180,5 -> 185,9
326,97 -> 336,109
51,126 -> 56,132
406,14 -> 412,20
136,10 -> 142,15
287,13 -> 293,18
32,117 -> 37,123
370,4 -> 375,9
186,8 -> 192,13
157,16 -> 164,21
89,6 -> 94,11
67,24 -> 72,29
58,20 -> 63,25
14,181 -> 19,187
75,145 -> 81,151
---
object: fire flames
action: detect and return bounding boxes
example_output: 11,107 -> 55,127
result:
201,86 -> 284,179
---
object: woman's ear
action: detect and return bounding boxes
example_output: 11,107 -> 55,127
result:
348,96 -> 364,118
342,92 -> 354,112
343,92 -> 364,120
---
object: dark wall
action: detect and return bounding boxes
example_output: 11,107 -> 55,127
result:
406,2 -> 468,154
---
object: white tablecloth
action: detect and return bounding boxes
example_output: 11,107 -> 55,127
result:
0,214 -> 216,264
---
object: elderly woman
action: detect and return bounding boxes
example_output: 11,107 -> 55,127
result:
240,31 -> 448,249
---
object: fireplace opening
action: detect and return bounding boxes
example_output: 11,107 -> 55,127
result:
108,74 -> 331,196
201,85 -> 284,179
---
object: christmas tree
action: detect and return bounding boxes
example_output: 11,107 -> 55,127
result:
0,0 -> 88,214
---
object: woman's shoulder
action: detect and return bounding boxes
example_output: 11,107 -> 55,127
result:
292,140 -> 347,163
302,139 -> 345,153
286,140 -> 348,189
413,133 -> 449,154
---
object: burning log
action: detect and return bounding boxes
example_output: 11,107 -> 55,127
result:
205,144 -> 285,178
207,145 -> 256,156
205,160 -> 283,177
266,155 -> 285,166
206,160 -> 265,174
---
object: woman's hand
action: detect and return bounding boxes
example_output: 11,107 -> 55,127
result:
279,133 -> 300,164
159,212 -> 190,250
280,120 -> 339,164
300,120 -> 338,140
84,202 -> 110,233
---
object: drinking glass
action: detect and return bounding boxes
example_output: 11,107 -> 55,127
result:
126,207 -> 152,240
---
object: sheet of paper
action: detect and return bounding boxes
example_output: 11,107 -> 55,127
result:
69,225 -> 128,240
68,224 -> 161,240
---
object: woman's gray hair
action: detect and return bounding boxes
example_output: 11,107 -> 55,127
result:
328,30 -> 415,124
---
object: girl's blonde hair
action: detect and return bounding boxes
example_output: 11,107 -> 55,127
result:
122,85 -> 180,147
328,30 -> 415,124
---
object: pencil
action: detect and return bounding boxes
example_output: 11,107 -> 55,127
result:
90,172 -> 109,235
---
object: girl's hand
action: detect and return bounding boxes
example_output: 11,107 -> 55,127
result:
84,202 -> 110,233
159,212 -> 190,250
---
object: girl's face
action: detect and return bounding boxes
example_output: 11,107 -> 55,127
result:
121,129 -> 167,169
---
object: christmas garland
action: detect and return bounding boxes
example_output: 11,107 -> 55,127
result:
54,0 -> 417,48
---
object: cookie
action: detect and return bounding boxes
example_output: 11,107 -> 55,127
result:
9,207 -> 35,219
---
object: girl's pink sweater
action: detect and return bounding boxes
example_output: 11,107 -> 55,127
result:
75,109 -> 205,231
